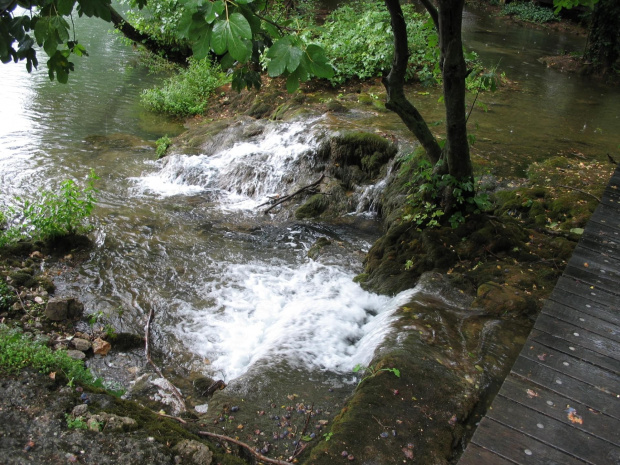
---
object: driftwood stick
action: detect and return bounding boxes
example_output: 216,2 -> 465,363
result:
263,174 -> 325,214
198,431 -> 293,465
145,307 -> 187,413
557,185 -> 601,203
291,404 -> 313,459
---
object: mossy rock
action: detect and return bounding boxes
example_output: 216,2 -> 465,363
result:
325,100 -> 348,113
9,270 -> 37,288
307,237 -> 332,260
295,194 -> 329,219
471,282 -> 536,316
330,132 -> 397,176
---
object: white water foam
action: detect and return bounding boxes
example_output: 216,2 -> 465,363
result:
175,260 -> 416,381
132,121 -> 320,209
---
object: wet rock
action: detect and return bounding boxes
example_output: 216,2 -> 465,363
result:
8,270 -> 36,288
172,439 -> 213,465
295,194 -> 329,219
72,338 -> 92,351
471,282 -> 535,316
92,337 -> 111,356
44,297 -> 84,321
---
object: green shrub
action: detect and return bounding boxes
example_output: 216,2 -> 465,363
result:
141,57 -> 228,116
0,170 -> 98,247
0,280 -> 14,312
314,1 -> 438,85
155,135 -> 172,159
0,325 -> 94,384
502,2 -> 558,23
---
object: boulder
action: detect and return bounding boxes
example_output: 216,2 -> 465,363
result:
44,297 -> 84,321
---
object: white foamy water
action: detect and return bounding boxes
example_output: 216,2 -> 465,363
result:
132,120 -> 320,209
175,260 -> 416,381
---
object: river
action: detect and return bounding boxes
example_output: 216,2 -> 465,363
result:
1,4 -> 618,415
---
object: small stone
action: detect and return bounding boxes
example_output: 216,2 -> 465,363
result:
66,350 -> 86,361
30,251 -> 44,260
92,337 -> 111,356
34,296 -> 45,305
72,404 -> 89,417
172,439 -> 213,464
72,338 -> 92,351
347,454 -> 355,461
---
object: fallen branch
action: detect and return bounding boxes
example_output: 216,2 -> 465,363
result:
263,174 -> 325,214
557,185 -> 601,203
291,404 -> 313,460
198,431 -> 293,465
145,307 -> 187,413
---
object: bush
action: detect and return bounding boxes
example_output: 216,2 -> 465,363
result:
0,170 -> 98,247
314,1 -> 438,85
0,325 -> 94,384
502,2 -> 558,23
141,57 -> 228,116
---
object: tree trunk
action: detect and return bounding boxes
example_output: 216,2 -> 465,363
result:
437,0 -> 472,182
382,0 -> 473,213
585,0 -> 620,73
383,0 -> 442,165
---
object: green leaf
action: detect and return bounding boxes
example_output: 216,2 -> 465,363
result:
286,72 -> 300,93
192,28 -> 212,59
304,44 -> 334,79
57,0 -> 76,16
211,13 -> 252,62
43,38 -> 58,57
267,36 -> 303,76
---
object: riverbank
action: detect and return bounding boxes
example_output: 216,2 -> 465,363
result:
1,73 -> 616,463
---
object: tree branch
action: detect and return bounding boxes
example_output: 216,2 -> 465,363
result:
107,5 -> 190,66
262,174 -> 324,214
419,0 -> 439,31
198,431 -> 293,465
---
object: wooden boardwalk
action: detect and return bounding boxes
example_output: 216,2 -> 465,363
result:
458,165 -> 620,465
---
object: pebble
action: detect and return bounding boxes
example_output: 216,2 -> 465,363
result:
380,432 -> 389,438
230,406 -> 239,412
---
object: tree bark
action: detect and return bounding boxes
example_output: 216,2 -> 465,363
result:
437,0 -> 472,181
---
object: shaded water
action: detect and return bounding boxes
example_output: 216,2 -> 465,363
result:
1,8 -> 619,404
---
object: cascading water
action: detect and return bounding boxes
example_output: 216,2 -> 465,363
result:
126,117 -> 413,383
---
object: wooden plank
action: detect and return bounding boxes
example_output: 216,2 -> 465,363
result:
486,395 -> 619,464
534,313 -> 620,361
551,278 -> 620,317
577,237 -> 620,259
569,248 -> 620,272
519,339 -> 620,394
548,290 -> 620,327
530,329 -> 620,375
582,220 -> 620,243
500,374 -> 620,447
589,205 -> 620,231
457,443 -> 518,465
542,300 -> 620,342
562,265 -> 620,295
511,356 -> 620,419
470,417 -> 589,465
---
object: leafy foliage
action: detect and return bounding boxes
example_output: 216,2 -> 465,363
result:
353,363 -> 401,387
0,279 -> 14,312
0,0 -> 111,81
156,135 -> 173,158
314,2 -> 437,86
0,170 -> 98,246
502,2 -> 558,24
0,325 -> 94,384
141,57 -> 227,116
401,156 -> 491,230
